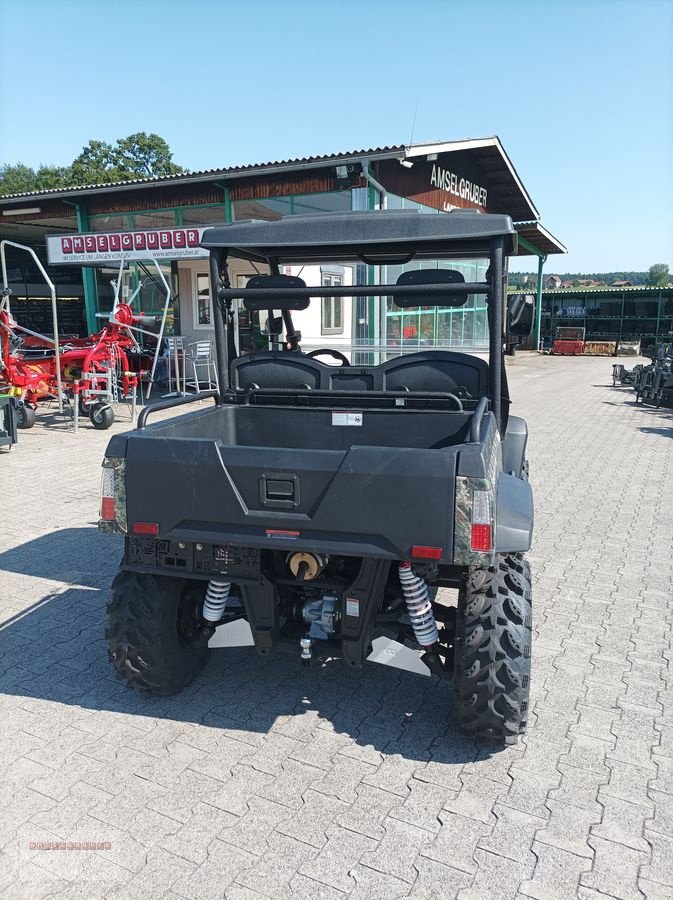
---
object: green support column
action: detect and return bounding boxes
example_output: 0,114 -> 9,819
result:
535,253 -> 547,351
74,204 -> 98,334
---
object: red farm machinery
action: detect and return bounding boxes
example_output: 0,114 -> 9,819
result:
0,241 -> 171,430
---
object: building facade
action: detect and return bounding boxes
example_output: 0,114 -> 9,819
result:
0,139 -> 566,355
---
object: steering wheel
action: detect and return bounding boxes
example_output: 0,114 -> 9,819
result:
306,348 -> 351,367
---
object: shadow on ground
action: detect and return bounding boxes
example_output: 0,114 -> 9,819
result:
0,527 -> 477,765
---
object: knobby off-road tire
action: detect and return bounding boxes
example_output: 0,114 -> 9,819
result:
454,553 -> 532,745
106,570 -> 208,694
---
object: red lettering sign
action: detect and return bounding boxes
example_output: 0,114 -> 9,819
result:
134,233 -> 146,250
173,230 -> 185,248
121,234 -> 133,250
147,232 -> 159,250
73,237 -> 84,253
186,229 -> 199,247
159,231 -> 172,249
84,236 -> 96,252
61,238 -> 73,254
109,234 -> 121,252
97,235 -> 109,252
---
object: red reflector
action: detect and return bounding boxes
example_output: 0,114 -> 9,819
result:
411,545 -> 443,560
133,522 -> 159,535
100,497 -> 116,521
471,523 -> 492,551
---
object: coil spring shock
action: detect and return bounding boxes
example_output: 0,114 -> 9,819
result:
202,579 -> 231,623
398,562 -> 438,647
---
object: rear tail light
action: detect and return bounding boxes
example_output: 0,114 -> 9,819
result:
98,459 -> 127,534
471,489 -> 493,551
100,468 -> 116,521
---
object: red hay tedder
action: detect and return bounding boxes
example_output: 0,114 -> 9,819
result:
0,242 -> 170,430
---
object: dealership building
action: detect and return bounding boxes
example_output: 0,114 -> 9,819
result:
0,138 -> 567,354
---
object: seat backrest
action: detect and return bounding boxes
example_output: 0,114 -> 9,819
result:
193,341 -> 212,359
231,351 -> 325,390
379,351 -> 488,398
231,348 -> 488,398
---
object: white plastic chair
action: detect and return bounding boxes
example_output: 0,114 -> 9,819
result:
185,340 -> 219,394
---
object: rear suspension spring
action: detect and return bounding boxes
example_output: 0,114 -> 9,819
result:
202,579 -> 231,623
398,562 -> 438,647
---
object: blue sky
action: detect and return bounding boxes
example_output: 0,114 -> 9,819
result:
1,0 -> 671,274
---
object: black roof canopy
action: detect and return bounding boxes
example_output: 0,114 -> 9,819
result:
201,209 -> 518,263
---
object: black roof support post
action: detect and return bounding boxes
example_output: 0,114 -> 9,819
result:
210,249 -> 231,394
489,236 -> 505,434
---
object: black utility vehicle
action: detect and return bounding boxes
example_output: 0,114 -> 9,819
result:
99,210 -> 534,746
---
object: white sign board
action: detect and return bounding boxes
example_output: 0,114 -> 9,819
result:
46,227 -> 209,264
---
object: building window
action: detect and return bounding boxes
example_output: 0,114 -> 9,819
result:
321,272 -> 343,334
194,271 -> 211,328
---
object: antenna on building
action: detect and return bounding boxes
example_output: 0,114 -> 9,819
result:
408,98 -> 419,147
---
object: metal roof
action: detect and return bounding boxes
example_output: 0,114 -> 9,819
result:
541,285 -> 672,294
0,137 -> 536,222
515,221 -> 567,256
0,145 -> 409,201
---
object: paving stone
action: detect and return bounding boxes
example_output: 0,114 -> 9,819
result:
558,732 -> 614,776
309,753 -> 377,804
591,795 -> 652,852
510,738 -> 568,781
443,775 -> 509,826
641,831 -> 673,889
535,801 -> 599,858
408,855 -> 472,898
580,835 -> 649,900
362,817 -> 432,883
388,776 -> 453,833
111,847 -> 197,900
287,873 -> 347,900
335,783 -> 399,841
209,765 -> 275,817
171,838 -> 257,899
218,796 -> 291,857
457,849 -> 534,900
477,804 -> 544,864
254,758 -> 323,810
347,864 -> 410,899
519,842 -> 593,900
650,756 -> 673,796
145,769 -> 224,824
277,788 -> 349,849
600,760 -> 656,809
420,811 -> 492,874
647,791 -> 673,838
298,824 -> 377,893
548,763 -> 608,811
159,801 -> 239,864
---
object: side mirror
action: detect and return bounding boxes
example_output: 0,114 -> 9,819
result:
508,293 -> 535,336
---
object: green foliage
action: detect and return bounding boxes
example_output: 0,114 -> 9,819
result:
0,133 -> 184,196
647,263 -> 670,287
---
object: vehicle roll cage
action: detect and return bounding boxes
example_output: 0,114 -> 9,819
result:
204,213 -> 510,433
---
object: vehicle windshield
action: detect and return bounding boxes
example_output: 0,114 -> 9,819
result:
235,255 -> 491,364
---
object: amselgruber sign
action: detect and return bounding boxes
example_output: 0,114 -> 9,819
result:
47,227 -> 209,264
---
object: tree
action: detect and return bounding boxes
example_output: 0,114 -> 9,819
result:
0,163 -> 42,195
69,140 -> 119,185
0,133 -> 184,196
70,133 -> 183,185
113,133 -> 182,178
647,263 -> 670,287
